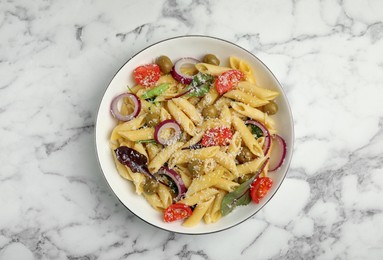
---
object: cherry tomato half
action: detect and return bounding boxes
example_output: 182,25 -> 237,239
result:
133,64 -> 161,87
164,203 -> 192,222
201,127 -> 233,147
215,70 -> 244,95
250,177 -> 273,204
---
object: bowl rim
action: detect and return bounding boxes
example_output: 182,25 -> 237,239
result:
94,35 -> 295,235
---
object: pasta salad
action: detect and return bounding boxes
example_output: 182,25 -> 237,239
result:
109,54 -> 287,226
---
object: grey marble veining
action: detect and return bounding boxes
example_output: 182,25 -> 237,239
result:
0,0 -> 383,259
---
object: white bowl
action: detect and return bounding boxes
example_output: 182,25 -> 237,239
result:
95,35 -> 294,234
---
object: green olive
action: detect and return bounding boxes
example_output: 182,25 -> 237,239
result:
263,101 -> 278,115
202,105 -> 218,118
145,112 -> 160,127
236,147 -> 255,164
143,178 -> 159,195
202,54 -> 220,66
155,55 -> 173,74
188,160 -> 203,178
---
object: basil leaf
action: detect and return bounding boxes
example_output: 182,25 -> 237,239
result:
186,73 -> 213,97
221,158 -> 270,216
221,176 -> 256,216
193,73 -> 213,85
248,124 -> 263,138
233,191 -> 252,208
188,84 -> 210,97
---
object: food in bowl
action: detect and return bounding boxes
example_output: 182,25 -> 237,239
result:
108,54 -> 287,227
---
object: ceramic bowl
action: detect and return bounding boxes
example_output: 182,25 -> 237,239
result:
95,35 -> 294,234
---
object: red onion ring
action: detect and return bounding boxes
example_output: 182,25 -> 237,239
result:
245,120 -> 271,155
154,119 -> 181,145
110,93 -> 141,121
158,167 -> 187,201
170,57 -> 200,85
269,134 -> 287,172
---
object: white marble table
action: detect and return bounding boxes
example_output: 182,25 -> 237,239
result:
1,0 -> 383,259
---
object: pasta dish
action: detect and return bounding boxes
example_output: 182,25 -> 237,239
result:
109,54 -> 286,226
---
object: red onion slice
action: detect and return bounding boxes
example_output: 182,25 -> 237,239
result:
245,120 -> 271,155
110,93 -> 141,121
170,57 -> 200,85
154,119 -> 181,145
158,167 -> 187,201
269,134 -> 287,172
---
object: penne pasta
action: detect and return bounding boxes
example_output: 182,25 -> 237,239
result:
148,142 -> 184,173
133,142 -> 148,160
183,197 -> 215,227
140,99 -> 155,112
213,178 -> 239,192
202,158 -> 217,174
167,100 -> 196,136
230,101 -> 276,132
129,171 -> 145,195
232,116 -> 263,157
213,96 -> 232,111
181,130 -> 204,148
110,114 -> 147,141
110,143 -> 132,181
143,193 -> 164,211
168,146 -> 220,167
229,56 -> 256,84
157,183 -> 173,209
156,74 -> 178,85
236,156 -> 269,178
214,151 -> 239,177
186,168 -> 224,196
118,140 -> 135,148
196,86 -> 219,110
118,128 -> 155,142
176,166 -> 192,188
224,89 -> 269,108
129,85 -> 144,94
187,96 -> 200,105
227,131 -> 242,158
172,97 -> 203,125
204,190 -> 226,224
195,63 -> 232,76
145,143 -> 162,161
219,104 -> 232,124
200,118 -> 231,130
236,81 -> 279,100
179,188 -> 219,206
160,107 -> 172,121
